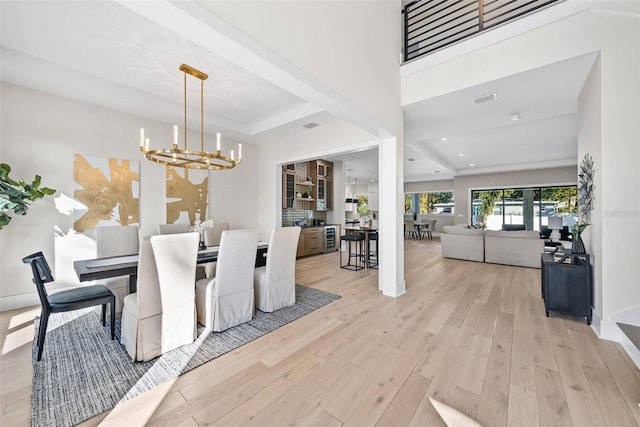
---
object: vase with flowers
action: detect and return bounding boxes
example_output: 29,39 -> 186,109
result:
571,222 -> 589,254
356,195 -> 370,227
191,219 -> 215,249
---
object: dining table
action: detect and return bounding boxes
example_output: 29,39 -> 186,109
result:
74,241 -> 269,293
344,226 -> 378,268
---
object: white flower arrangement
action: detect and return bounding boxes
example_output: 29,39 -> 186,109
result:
191,218 -> 215,233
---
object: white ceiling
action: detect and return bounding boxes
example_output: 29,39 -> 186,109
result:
1,1 -> 597,184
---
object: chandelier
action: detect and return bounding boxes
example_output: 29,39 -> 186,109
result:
139,64 -> 241,170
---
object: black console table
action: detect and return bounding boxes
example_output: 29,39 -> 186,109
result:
541,249 -> 592,324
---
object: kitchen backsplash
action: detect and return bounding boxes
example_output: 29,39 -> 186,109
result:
282,209 -> 327,227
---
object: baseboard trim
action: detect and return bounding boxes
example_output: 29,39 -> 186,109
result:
591,306 -> 640,369
0,291 -> 41,312
1,284 -> 81,312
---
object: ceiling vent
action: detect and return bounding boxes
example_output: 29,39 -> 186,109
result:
473,93 -> 497,104
302,122 -> 319,129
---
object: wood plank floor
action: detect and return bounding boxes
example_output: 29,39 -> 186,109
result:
1,238 -> 639,426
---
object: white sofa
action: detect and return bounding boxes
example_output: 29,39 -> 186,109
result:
484,230 -> 544,268
440,226 -> 485,262
441,226 -> 544,268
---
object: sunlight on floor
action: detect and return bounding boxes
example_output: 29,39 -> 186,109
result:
99,333 -> 209,426
1,307 -> 39,356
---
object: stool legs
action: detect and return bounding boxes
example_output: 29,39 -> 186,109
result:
340,235 -> 365,271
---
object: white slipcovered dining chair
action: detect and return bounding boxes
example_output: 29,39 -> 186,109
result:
195,229 -> 258,332
203,221 -> 229,278
121,232 -> 199,362
95,225 -> 139,318
157,223 -> 190,235
158,222 -> 206,280
254,227 -> 301,312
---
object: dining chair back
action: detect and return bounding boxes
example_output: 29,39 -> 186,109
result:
202,221 -> 229,278
96,225 -> 139,257
254,227 -> 301,312
120,232 -> 199,361
158,223 -> 207,280
157,223 -> 190,235
427,219 -> 437,240
204,221 -> 229,246
95,225 -> 139,318
195,229 -> 258,331
404,219 -> 416,239
22,252 -> 115,361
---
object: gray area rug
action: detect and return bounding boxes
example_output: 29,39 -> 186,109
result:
31,285 -> 340,427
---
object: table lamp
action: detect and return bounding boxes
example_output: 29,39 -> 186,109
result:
548,216 -> 563,242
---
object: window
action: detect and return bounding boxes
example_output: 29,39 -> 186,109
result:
471,186 -> 578,231
405,192 -> 454,214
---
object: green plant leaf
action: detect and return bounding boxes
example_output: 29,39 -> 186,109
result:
13,204 -> 28,216
0,198 -> 18,211
0,163 -> 10,178
0,212 -> 11,229
1,164 -> 55,229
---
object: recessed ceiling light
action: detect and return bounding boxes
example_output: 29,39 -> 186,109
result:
302,122 -> 319,129
459,153 -> 464,157
442,137 -> 447,141
511,114 -> 520,121
473,93 -> 497,104
407,158 -> 417,162
469,163 -> 474,167
370,179 -> 375,183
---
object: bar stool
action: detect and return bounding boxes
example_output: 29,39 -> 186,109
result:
367,231 -> 378,268
340,233 -> 366,271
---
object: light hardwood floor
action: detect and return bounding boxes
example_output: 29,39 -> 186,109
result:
1,238 -> 639,426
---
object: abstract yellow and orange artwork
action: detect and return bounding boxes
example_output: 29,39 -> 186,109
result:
73,154 -> 139,231
165,166 -> 208,225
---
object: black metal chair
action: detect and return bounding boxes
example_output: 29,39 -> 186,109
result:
22,252 -> 115,361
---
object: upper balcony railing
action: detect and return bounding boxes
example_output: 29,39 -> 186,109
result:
403,0 -> 560,62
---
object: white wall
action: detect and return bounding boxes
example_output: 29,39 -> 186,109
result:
404,179 -> 455,194
199,0 -> 403,136
578,55 -> 603,323
402,7 -> 640,333
0,83 -> 259,309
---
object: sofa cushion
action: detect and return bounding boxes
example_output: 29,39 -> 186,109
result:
442,225 -> 484,236
484,230 -> 540,239
484,230 -> 544,268
441,226 -> 484,262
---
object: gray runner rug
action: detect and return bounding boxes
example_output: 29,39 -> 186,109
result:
31,285 -> 340,427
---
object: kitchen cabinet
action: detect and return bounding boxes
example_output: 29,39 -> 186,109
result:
282,166 -> 295,209
313,160 -> 333,211
297,227 -> 324,257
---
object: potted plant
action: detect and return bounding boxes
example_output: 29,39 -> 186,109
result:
191,218 -> 215,249
356,195 -> 369,227
571,222 -> 589,254
0,163 -> 56,229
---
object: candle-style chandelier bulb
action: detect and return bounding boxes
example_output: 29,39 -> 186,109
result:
139,64 -> 243,170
